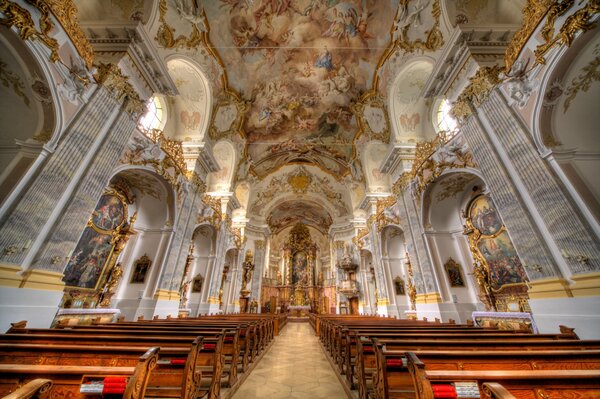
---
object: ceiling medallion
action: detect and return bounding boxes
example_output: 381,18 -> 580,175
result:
287,167 -> 312,194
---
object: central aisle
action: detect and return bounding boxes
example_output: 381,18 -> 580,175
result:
232,322 -> 349,399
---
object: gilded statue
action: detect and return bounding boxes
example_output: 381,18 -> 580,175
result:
99,262 -> 123,308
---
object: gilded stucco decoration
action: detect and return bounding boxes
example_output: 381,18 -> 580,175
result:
563,42 -> 600,112
0,0 -> 93,69
378,0 -> 444,75
155,0 -> 206,50
435,174 -> 476,202
119,130 -> 196,200
0,60 -> 30,106
451,65 -> 503,121
36,0 -> 94,69
352,93 -> 391,143
197,194 -> 223,229
534,0 -> 600,65
0,0 -> 59,63
250,166 -> 349,217
208,93 -> 250,140
392,135 -> 476,197
504,0 -> 554,72
94,62 -> 145,116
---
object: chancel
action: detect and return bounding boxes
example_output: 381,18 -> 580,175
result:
0,0 -> 599,398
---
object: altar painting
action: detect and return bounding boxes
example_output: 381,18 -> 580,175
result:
292,252 -> 308,285
470,195 -> 502,235
62,227 -> 114,289
477,231 -> 527,291
467,194 -> 527,292
62,191 -> 127,290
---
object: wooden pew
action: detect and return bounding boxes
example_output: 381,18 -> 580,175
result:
0,332 -> 224,399
373,348 -> 600,399
408,356 -> 600,399
1,379 -> 52,399
0,347 -> 159,399
0,339 -> 206,399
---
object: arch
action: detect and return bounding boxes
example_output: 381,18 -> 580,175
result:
388,58 -> 436,144
532,26 -> 600,229
163,56 -> 213,142
0,29 -> 59,207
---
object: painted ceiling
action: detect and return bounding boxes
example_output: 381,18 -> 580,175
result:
267,200 -> 333,234
203,0 -> 398,179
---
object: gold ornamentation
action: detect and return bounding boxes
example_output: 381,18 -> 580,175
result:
374,0 -> 444,90
189,171 -> 207,193
198,194 -> 223,229
0,60 -> 30,106
535,0 -> 599,65
352,93 -> 391,143
352,228 -> 369,250
406,253 -> 417,311
255,240 -> 265,250
34,0 -> 95,69
451,65 -> 503,121
208,94 -> 250,140
505,0 -> 554,72
147,129 -> 187,176
0,0 -> 59,63
155,0 -> 203,49
94,62 -> 145,115
287,167 -> 312,194
563,44 -> 600,112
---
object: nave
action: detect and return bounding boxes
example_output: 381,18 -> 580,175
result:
232,322 -> 347,399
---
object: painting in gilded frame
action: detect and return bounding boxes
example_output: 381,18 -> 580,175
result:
62,191 -> 127,290
469,195 -> 502,235
394,277 -> 406,295
292,251 -> 308,285
130,254 -> 151,284
444,258 -> 465,287
62,227 -> 114,290
467,194 -> 527,292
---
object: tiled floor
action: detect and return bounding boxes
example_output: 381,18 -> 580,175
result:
231,322 -> 349,399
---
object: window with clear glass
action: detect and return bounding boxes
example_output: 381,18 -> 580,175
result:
138,96 -> 164,133
435,98 -> 458,135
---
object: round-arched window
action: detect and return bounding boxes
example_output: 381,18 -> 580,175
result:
434,98 -> 458,135
138,96 -> 165,133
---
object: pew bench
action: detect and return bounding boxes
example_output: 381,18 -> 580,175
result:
0,347 -> 159,399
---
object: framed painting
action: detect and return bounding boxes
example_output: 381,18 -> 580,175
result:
444,258 -> 465,287
192,274 -> 204,293
394,276 -> 406,295
130,254 -> 151,284
62,189 -> 128,291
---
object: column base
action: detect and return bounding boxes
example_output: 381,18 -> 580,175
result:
0,286 -> 63,331
529,296 -> 600,339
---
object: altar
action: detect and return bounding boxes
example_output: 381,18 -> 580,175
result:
288,305 -> 311,317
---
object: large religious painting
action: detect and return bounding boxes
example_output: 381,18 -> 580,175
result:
62,190 -> 127,290
292,252 -> 308,285
465,194 -> 529,311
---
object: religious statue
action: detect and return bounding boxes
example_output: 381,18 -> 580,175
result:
472,261 -> 496,311
241,250 -> 254,294
99,262 -> 123,308
249,298 -> 258,313
179,279 -> 191,309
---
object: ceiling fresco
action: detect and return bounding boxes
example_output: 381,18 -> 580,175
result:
267,200 -> 333,234
202,0 -> 398,178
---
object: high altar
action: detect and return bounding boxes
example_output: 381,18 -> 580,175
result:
261,223 -> 329,315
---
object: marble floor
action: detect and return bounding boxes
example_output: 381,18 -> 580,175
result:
231,322 -> 349,399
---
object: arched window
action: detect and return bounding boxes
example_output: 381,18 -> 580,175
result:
434,98 -> 458,137
138,96 -> 165,133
